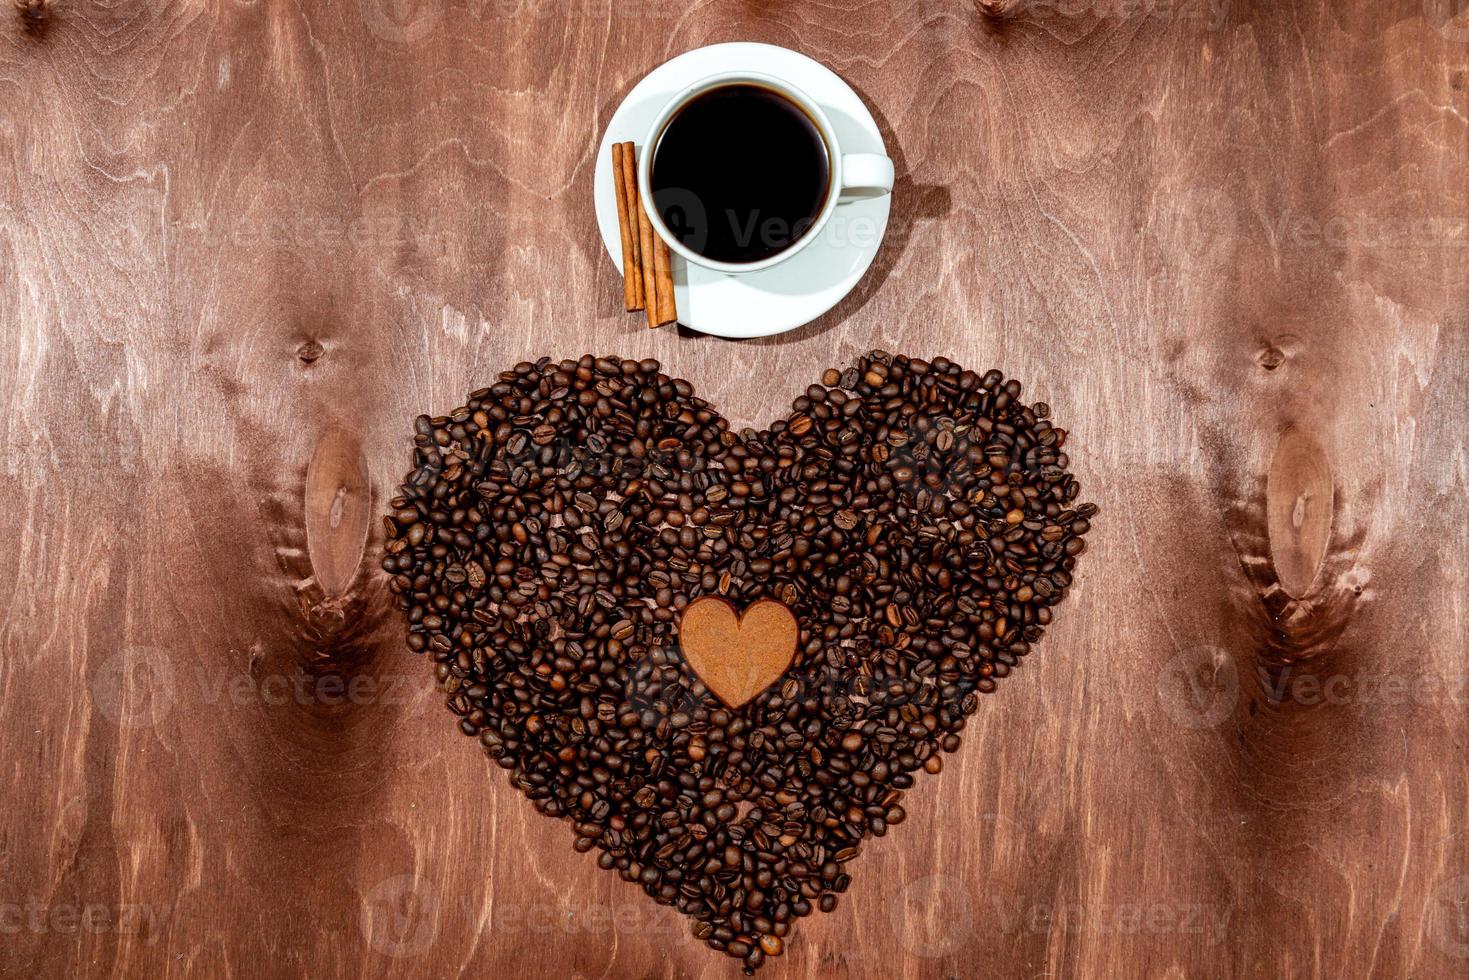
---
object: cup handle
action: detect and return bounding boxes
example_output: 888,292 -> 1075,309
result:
838,153 -> 894,203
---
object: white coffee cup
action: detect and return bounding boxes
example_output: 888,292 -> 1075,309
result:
637,70 -> 895,276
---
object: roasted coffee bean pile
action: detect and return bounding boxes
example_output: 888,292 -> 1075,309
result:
383,352 -> 1095,971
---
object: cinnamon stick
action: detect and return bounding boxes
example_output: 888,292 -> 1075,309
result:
631,152 -> 661,329
652,231 -> 676,328
625,143 -> 677,327
612,142 -> 643,311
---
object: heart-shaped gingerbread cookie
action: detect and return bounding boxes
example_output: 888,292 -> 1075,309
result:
383,351 -> 1095,971
679,597 -> 798,709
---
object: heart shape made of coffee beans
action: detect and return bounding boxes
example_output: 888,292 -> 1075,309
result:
383,351 -> 1095,972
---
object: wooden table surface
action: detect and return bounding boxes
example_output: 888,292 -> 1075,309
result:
3,1 -> 1467,977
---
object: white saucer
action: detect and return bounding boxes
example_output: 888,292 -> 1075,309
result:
594,43 -> 891,339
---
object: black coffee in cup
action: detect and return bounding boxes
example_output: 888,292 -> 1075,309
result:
650,84 -> 831,264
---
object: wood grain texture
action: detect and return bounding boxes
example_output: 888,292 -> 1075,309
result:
1,1 -> 1466,977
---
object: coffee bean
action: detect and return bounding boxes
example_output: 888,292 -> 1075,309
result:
385,351 -> 1094,971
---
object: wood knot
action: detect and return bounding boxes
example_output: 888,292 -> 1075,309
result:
16,0 -> 49,33
305,428 -> 371,598
1256,345 -> 1286,371
1265,428 -> 1333,599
